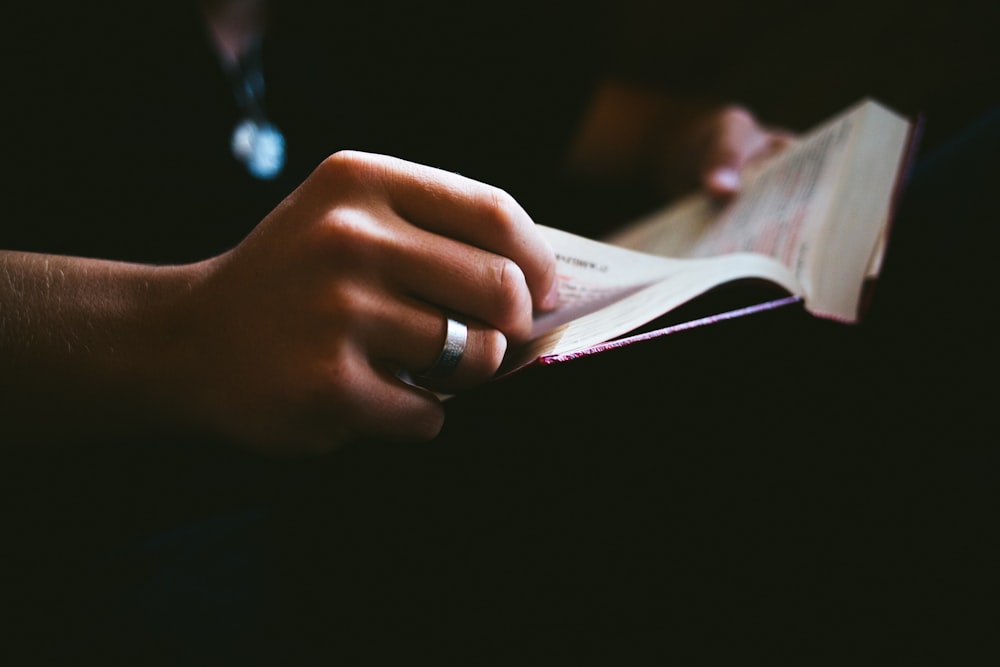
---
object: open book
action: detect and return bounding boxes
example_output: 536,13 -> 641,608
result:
501,98 -> 917,374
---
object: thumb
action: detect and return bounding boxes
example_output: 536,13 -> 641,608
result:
704,165 -> 743,196
699,107 -> 770,198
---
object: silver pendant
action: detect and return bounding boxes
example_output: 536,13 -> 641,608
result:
231,118 -> 286,180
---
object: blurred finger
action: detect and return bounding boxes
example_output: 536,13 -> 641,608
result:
706,135 -> 798,197
700,107 -> 773,197
705,128 -> 797,197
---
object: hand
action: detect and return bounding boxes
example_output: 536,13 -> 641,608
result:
664,104 -> 795,199
158,152 -> 558,452
1,152 -> 556,451
567,82 -> 793,201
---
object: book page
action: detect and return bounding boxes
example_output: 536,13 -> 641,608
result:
606,107 -> 855,269
500,99 -> 910,371
603,99 -> 909,321
530,226 -> 694,338
502,226 -> 800,369
805,101 -> 911,320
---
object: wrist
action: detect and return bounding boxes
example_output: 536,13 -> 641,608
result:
1,252 -> 215,442
114,259 -> 218,438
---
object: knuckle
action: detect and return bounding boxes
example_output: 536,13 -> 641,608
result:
415,404 -> 446,440
323,283 -> 367,329
318,149 -> 371,180
316,207 -> 382,265
477,328 -> 508,375
316,348 -> 374,414
492,255 -> 528,305
323,349 -> 366,401
315,150 -> 384,194
476,186 -> 522,235
485,256 -> 532,336
319,205 -> 364,240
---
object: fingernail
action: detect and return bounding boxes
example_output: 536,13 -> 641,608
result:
710,167 -> 741,192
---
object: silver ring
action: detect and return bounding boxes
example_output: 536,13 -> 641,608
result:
424,316 -> 467,378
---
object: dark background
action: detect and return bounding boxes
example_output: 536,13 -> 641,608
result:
605,0 -> 1000,154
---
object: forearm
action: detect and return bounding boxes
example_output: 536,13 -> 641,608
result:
0,251 -> 207,443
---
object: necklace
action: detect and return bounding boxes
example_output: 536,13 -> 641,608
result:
220,36 -> 286,180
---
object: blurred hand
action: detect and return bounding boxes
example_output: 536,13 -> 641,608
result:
568,82 -> 794,200
680,105 -> 795,199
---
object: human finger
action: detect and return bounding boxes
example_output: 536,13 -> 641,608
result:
698,107 -> 773,197
298,197 -> 536,342
324,351 -> 447,443
380,223 -> 538,341
357,292 -> 508,390
317,151 -> 560,312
